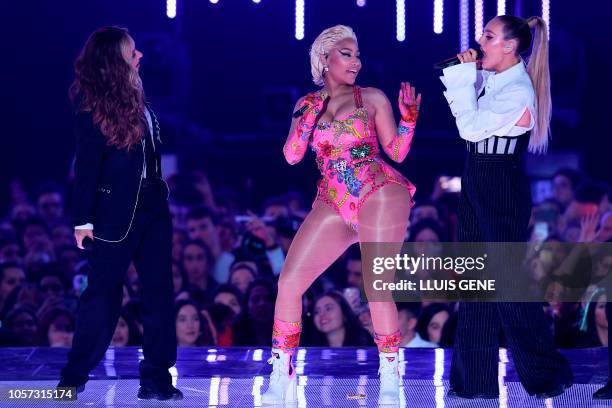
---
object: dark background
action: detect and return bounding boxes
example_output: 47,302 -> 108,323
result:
1,0 -> 609,212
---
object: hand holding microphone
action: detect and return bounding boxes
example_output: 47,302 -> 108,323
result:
293,90 -> 329,118
456,48 -> 480,64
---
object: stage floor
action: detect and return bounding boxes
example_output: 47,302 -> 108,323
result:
0,347 -> 609,407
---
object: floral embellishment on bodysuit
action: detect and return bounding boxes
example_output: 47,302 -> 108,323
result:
316,157 -> 325,172
325,159 -> 363,198
317,140 -> 345,159
330,158 -> 347,172
306,86 -> 416,231
332,122 -> 360,142
316,121 -> 331,131
328,187 -> 338,201
342,169 -> 363,197
327,187 -> 338,201
318,140 -> 334,157
349,142 -> 374,160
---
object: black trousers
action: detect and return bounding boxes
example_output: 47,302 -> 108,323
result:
450,153 -> 572,395
61,179 -> 175,387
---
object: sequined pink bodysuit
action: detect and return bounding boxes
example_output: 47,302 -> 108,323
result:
308,87 -> 416,230
273,85 -> 417,359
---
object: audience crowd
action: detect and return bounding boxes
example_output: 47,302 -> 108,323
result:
0,167 -> 610,349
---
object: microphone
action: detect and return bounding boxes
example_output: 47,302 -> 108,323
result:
82,236 -> 94,251
433,49 -> 483,70
292,104 -> 310,118
293,91 -> 329,118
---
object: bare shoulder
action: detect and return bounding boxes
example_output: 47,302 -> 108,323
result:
360,87 -> 390,107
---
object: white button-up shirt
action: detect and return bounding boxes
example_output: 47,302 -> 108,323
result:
439,61 -> 535,142
143,107 -> 156,178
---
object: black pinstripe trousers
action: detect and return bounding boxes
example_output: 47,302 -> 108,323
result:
450,152 -> 572,396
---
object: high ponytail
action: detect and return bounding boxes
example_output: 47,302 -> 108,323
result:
525,16 -> 551,154
498,15 -> 551,154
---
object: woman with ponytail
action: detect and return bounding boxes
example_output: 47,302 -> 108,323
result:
439,16 -> 573,399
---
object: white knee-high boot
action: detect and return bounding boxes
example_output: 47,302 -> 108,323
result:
261,348 -> 297,405
378,352 -> 400,404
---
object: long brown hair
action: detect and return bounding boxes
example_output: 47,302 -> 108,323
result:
69,26 -> 145,150
497,15 -> 551,154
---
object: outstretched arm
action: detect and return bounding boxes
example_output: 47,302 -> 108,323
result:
282,91 -> 328,165
372,83 -> 421,163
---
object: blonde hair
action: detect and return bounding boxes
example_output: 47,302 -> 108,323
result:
525,16 -> 551,154
498,15 -> 551,154
309,25 -> 357,86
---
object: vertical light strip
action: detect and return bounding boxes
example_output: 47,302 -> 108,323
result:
433,0 -> 443,34
499,348 -> 509,407
252,376 -> 264,406
166,0 -> 176,18
474,0 -> 484,41
434,348 -> 445,406
295,0 -> 305,40
297,376 -> 308,406
219,378 -> 230,406
357,0 -> 366,6
542,0 -> 550,39
295,349 -> 307,375
497,0 -> 506,15
208,377 -> 220,406
460,0 -> 469,51
396,0 -> 406,42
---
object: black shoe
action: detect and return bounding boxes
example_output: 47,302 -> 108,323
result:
535,379 -> 573,399
56,380 -> 85,394
594,382 -> 612,399
447,388 -> 498,399
55,381 -> 85,400
137,383 -> 183,401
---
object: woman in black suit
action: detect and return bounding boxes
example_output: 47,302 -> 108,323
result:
58,26 -> 182,401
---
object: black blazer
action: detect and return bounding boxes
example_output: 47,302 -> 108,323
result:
72,106 -> 163,242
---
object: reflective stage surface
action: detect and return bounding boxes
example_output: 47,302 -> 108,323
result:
0,347 -> 610,407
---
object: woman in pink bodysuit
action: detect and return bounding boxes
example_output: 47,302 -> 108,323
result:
262,25 -> 420,405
